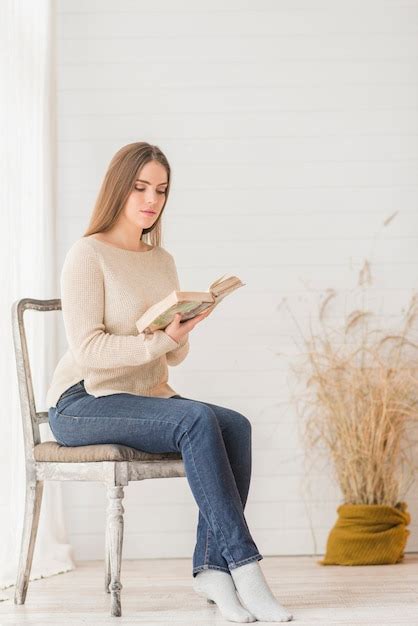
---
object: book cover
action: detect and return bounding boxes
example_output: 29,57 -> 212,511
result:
136,274 -> 245,334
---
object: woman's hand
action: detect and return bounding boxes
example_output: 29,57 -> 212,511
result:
164,309 -> 212,344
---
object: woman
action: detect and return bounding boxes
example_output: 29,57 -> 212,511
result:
47,142 -> 293,623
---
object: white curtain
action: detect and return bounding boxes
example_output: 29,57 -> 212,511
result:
0,0 -> 75,591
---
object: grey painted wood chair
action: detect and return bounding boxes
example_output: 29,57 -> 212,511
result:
11,297 -> 186,617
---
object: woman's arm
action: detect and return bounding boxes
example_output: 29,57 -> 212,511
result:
165,255 -> 190,367
166,333 -> 189,366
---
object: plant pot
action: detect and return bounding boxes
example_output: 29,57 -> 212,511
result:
319,501 -> 411,566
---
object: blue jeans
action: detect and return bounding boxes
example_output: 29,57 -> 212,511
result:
48,380 -> 263,577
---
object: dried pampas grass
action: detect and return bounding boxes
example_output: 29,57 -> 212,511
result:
286,261 -> 418,507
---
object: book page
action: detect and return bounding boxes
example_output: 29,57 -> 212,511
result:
209,274 -> 232,289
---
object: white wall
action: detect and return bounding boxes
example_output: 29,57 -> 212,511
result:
53,0 -> 418,560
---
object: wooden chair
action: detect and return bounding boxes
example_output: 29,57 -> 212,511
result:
11,298 -> 186,617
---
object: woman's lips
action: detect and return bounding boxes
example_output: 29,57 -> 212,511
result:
141,210 -> 156,216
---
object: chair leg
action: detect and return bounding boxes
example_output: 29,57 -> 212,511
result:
14,480 -> 44,605
105,526 -> 111,594
106,485 -> 125,617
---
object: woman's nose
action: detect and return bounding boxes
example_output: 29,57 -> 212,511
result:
146,193 -> 157,204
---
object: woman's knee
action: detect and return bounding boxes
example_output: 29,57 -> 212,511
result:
188,402 -> 219,431
224,409 -> 252,434
183,401 -> 252,439
237,415 -> 252,443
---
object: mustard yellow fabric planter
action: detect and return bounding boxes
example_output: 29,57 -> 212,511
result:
319,501 -> 411,566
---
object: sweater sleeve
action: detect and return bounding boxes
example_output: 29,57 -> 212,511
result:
166,333 -> 190,366
60,242 -> 180,369
165,254 -> 190,367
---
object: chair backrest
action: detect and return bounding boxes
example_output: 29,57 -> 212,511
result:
11,298 -> 61,456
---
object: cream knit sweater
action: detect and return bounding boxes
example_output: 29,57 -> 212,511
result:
46,236 -> 189,409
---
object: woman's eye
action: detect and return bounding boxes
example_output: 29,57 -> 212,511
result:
135,188 -> 166,195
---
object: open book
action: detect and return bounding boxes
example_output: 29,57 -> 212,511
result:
136,274 -> 245,334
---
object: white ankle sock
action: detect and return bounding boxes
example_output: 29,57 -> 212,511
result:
193,569 -> 256,622
230,561 -> 293,622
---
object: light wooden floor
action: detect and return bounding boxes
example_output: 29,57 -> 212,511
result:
1,554 -> 417,625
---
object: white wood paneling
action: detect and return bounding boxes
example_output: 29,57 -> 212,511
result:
55,0 -> 418,561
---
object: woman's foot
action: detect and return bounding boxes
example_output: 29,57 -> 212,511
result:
193,569 -> 256,622
230,561 -> 293,622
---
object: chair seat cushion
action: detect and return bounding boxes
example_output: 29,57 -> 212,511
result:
34,440 -> 183,463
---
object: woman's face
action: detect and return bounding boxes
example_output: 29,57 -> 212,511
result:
122,160 -> 168,230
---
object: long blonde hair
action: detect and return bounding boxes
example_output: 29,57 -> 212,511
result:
83,142 -> 171,248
